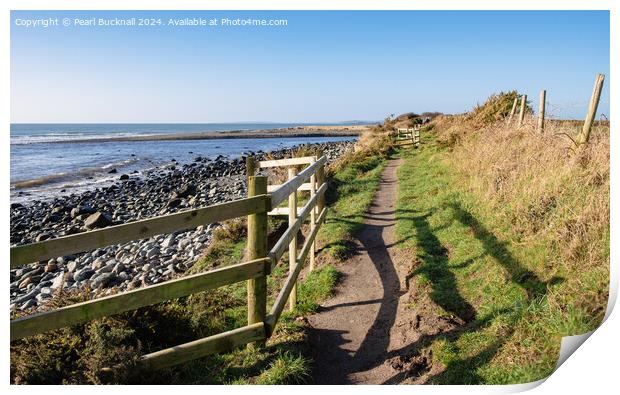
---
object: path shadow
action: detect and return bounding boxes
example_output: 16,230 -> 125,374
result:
309,164 -> 406,383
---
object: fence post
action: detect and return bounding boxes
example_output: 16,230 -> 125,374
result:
309,157 -> 317,272
316,150 -> 326,215
288,167 -> 298,311
247,175 -> 267,346
579,73 -> 605,144
507,96 -> 518,124
517,94 -> 527,128
537,90 -> 546,133
246,155 -> 255,181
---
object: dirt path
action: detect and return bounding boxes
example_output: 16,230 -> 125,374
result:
307,158 -> 433,384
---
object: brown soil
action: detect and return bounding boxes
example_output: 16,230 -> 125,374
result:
307,158 -> 455,384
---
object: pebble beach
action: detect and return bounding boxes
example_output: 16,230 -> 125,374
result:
10,140 -> 355,313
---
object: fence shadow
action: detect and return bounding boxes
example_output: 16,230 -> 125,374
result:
377,203 -> 564,384
399,208 -> 477,323
446,202 -> 564,299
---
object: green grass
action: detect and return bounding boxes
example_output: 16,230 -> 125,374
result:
394,138 -> 606,384
317,155 -> 386,261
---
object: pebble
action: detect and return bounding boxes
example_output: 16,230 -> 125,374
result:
74,268 -> 96,282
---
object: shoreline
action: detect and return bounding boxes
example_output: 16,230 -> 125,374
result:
10,140 -> 356,313
15,125 -> 370,145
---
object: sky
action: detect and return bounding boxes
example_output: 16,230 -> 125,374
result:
10,10 -> 610,123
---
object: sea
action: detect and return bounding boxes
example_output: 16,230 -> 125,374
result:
10,123 -> 359,203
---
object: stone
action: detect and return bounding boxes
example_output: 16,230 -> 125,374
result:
175,184 -> 197,198
13,288 -> 38,304
44,262 -> 58,273
167,198 -> 182,208
18,277 -> 33,289
50,274 -> 65,290
67,261 -> 78,273
120,174 -> 130,180
74,268 -> 95,282
91,272 -> 117,289
178,238 -> 192,250
20,299 -> 37,310
161,235 -> 176,249
71,204 -> 96,218
84,212 -> 113,229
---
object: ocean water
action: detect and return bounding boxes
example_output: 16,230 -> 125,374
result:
10,123 -> 357,202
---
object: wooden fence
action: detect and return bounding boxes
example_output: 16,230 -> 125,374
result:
393,127 -> 420,148
508,73 -> 606,144
10,154 -> 327,371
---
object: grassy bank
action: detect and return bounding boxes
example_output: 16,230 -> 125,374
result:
394,95 -> 609,383
11,131 -> 392,384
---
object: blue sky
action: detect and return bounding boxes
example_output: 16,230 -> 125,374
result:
11,10 -> 610,123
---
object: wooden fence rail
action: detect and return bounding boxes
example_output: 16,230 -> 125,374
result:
393,127 -> 420,148
10,196 -> 269,268
10,155 -> 328,371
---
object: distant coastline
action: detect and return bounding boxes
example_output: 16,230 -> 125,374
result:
26,125 -> 370,144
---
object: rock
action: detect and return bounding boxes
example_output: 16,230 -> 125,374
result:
91,258 -> 106,270
108,168 -> 118,174
120,174 -> 130,180
115,250 -> 127,261
50,274 -> 65,290
145,247 -> 160,259
71,204 -> 96,218
13,288 -> 38,304
112,262 -> 126,274
44,262 -> 58,273
167,198 -> 182,208
36,233 -> 52,242
20,299 -> 37,310
175,184 -> 197,199
91,272 -> 117,288
84,212 -> 113,229
18,277 -> 34,289
145,247 -> 159,259
161,235 -> 176,249
74,268 -> 95,282
11,203 -> 23,209
67,261 -> 78,273
97,261 -> 116,274
43,213 -> 62,224
178,238 -> 192,250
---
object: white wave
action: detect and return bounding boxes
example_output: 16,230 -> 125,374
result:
10,132 -> 155,145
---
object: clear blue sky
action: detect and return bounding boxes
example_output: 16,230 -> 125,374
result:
11,10 -> 610,123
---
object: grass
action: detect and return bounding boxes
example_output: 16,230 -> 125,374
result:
394,97 -> 608,384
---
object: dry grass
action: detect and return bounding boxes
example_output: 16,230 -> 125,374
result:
436,108 -> 609,282
327,127 -> 393,176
